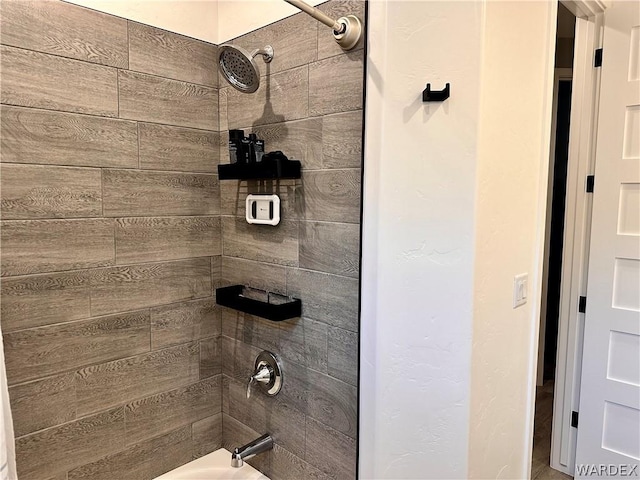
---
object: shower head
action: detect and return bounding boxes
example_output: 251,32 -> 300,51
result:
218,44 -> 274,94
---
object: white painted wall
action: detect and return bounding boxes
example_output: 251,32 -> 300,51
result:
217,0 -> 323,43
64,0 -> 326,44
467,3 -> 557,478
64,0 -> 219,43
361,1 -> 557,478
359,1 -> 482,477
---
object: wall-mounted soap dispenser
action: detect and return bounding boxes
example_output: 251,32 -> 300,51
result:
246,194 -> 280,226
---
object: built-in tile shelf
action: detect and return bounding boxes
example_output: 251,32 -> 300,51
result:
217,157 -> 302,180
215,285 -> 301,321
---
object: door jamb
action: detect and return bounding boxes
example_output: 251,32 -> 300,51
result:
538,66 -> 574,389
546,2 -> 605,475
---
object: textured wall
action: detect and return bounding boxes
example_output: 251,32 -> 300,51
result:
468,2 -> 557,478
0,1 -> 223,479
217,1 -> 364,478
359,1 -> 481,477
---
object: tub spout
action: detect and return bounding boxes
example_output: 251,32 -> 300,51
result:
230,434 -> 273,468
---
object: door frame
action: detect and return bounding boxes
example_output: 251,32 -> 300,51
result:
538,66 -> 574,389
534,0 -> 607,475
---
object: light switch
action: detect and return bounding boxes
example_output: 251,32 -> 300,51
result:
513,273 -> 528,308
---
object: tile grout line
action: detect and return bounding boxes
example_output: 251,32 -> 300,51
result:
136,122 -> 141,169
116,68 -> 120,118
0,161 -> 220,176
1,42 -> 220,90
3,296 -> 215,337
1,255 -> 213,282
1,98 -> 356,132
0,102 -> 221,134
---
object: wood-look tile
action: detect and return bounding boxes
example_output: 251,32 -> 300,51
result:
271,444 -> 331,480
221,337 -> 261,381
234,312 -> 279,355
8,373 -> 76,437
75,343 -> 199,417
317,0 -> 366,60
15,407 -> 125,480
300,221 -> 360,277
227,376 -> 306,459
199,336 -> 221,379
89,258 -> 212,317
300,169 -> 361,223
192,414 -> 222,459
226,65 -> 308,129
115,216 -> 221,264
305,416 -> 357,479
0,270 -> 91,331
129,22 -> 217,87
125,376 -> 221,445
0,164 -> 102,219
0,0 -> 128,68
222,414 -> 269,473
282,361 -> 357,438
222,375 -> 230,415
228,311 -> 325,373
231,12 -> 317,78
219,88 -> 229,133
138,123 -> 219,173
219,179 -> 299,219
118,70 -> 217,130
327,327 -> 358,386
103,169 -> 219,217
68,426 -> 192,480
286,268 -> 359,332
279,317 -> 328,373
44,474 -> 67,480
322,110 -> 363,169
251,117 -> 323,170
1,219 -> 115,277
222,217 -> 298,267
309,51 -> 364,117
3,310 -> 150,385
1,45 -> 118,117
0,105 -> 138,168
151,298 -> 221,350
220,257 -> 287,296
211,255 -> 222,293
220,309 -> 246,343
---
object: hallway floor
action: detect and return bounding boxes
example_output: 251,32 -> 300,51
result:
531,381 -> 573,480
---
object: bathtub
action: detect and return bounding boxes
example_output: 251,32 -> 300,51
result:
154,448 -> 269,480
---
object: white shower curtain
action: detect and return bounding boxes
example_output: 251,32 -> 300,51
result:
0,324 -> 17,480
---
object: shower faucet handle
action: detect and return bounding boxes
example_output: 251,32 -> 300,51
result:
252,365 -> 273,383
246,364 -> 272,399
246,351 -> 284,399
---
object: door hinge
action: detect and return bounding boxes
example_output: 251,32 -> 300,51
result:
586,175 -> 595,193
572,411 -> 579,428
579,296 -> 587,313
594,48 -> 603,67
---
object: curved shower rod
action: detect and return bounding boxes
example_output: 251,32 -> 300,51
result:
284,0 -> 362,50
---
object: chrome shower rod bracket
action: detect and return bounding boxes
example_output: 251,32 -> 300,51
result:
284,0 -> 362,50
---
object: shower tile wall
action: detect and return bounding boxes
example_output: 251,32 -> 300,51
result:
0,2 -> 222,479
218,1 -> 364,478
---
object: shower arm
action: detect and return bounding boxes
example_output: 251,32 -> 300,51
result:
283,0 -> 362,50
284,0 -> 344,33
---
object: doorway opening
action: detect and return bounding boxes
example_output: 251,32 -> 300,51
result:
532,4 -> 576,479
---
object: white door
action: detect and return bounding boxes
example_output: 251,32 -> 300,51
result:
575,0 -> 640,477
